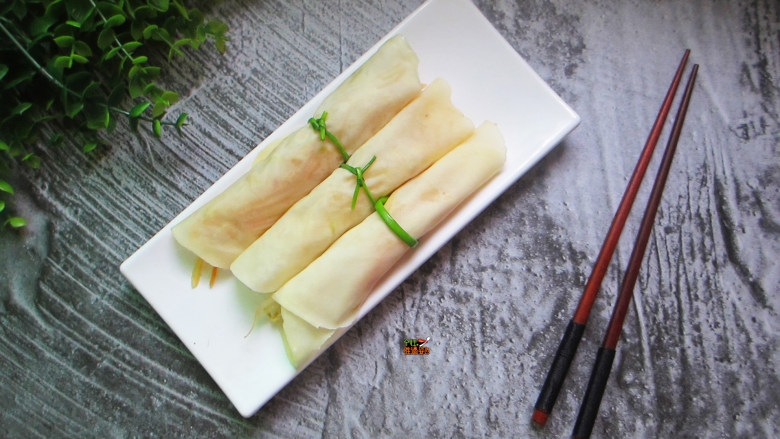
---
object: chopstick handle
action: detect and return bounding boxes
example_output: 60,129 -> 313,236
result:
571,347 -> 616,439
533,320 -> 586,425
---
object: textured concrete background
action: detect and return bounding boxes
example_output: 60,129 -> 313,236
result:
1,0 -> 778,437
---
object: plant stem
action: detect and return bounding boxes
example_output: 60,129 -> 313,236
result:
108,105 -> 178,125
0,19 -> 80,99
88,0 -> 136,62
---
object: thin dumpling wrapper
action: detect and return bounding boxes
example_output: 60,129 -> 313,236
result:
231,79 -> 474,292
274,122 -> 507,329
172,36 -> 421,268
280,308 -> 336,368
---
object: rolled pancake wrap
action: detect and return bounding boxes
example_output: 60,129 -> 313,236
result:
280,308 -> 337,368
172,36 -> 421,268
274,122 -> 506,333
231,79 -> 474,292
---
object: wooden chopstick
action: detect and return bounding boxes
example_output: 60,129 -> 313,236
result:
532,49 -> 691,427
571,63 -> 699,439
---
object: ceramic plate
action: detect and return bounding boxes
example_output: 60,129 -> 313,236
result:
121,0 -> 580,418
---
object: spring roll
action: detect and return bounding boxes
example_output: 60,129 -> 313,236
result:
172,36 -> 421,268
280,308 -> 336,368
231,79 -> 474,292
274,122 -> 506,333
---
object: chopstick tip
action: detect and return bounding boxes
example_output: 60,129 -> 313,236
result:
532,409 -> 549,427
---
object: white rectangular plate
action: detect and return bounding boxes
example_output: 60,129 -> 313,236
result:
121,0 -> 580,418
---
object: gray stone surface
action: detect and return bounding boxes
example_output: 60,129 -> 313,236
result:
1,0 -> 778,437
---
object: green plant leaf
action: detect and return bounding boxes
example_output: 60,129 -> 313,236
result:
172,37 -> 191,49
153,27 -> 171,43
161,91 -> 179,104
143,83 -> 163,99
2,71 -> 36,89
133,5 -> 156,19
207,20 -> 229,36
0,201 -> 5,212
149,0 -> 170,12
129,101 -> 151,117
0,140 -> 9,151
65,0 -> 93,21
22,153 -> 41,169
74,41 -> 93,57
128,64 -> 142,79
152,99 -> 167,117
54,55 -> 72,69
11,0 -> 27,19
11,102 -> 33,116
142,24 -> 159,39
195,23 -> 207,43
153,119 -> 162,137
143,66 -> 161,79
130,18 -> 145,41
85,103 -> 110,129
0,64 -> 8,81
132,56 -> 148,65
71,54 -> 89,64
66,20 -> 82,29
103,46 -> 121,61
108,85 -> 125,106
129,77 -> 146,98
104,14 -> 126,28
45,0 -> 66,19
6,217 -> 27,228
189,8 -> 205,26
0,180 -> 13,194
65,71 -> 92,91
53,35 -> 75,48
216,37 -> 226,54
83,142 -> 98,153
96,2 -> 123,16
31,15 -> 58,36
50,133 -> 64,146
172,0 -> 189,19
13,119 -> 35,139
82,82 -> 102,99
175,112 -> 188,135
65,100 -> 84,118
97,28 -> 115,50
122,41 -> 143,52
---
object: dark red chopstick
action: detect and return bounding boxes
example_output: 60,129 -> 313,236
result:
532,49 -> 691,428
572,64 -> 698,439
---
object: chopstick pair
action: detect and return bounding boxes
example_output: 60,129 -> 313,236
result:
531,51 -> 699,438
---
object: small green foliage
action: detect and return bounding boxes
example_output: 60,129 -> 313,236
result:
22,153 -> 41,169
6,217 -> 27,228
152,118 -> 161,137
83,141 -> 97,152
104,14 -> 125,28
0,0 -> 229,228
129,101 -> 150,117
0,180 -> 13,194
